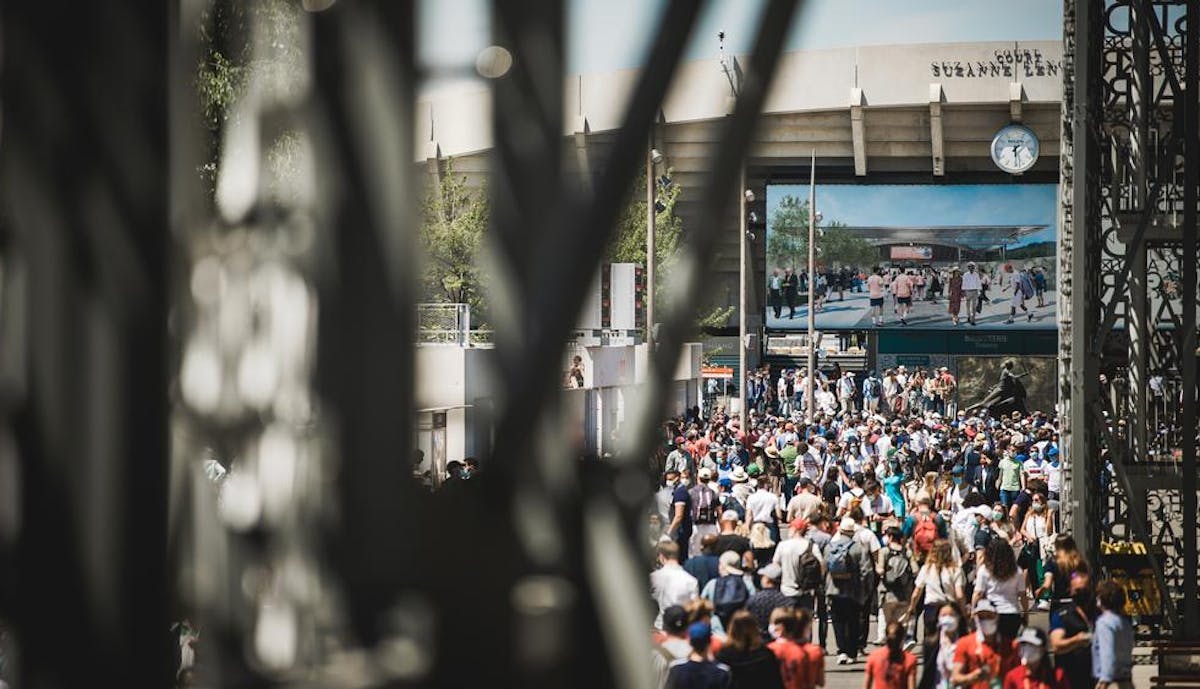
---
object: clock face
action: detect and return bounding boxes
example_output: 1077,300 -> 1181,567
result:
991,124 -> 1040,174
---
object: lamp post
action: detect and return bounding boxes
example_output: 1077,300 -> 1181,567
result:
647,145 -> 662,348
740,173 -> 751,425
806,152 -> 817,424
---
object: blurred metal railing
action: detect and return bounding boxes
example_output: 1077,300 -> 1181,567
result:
0,1 -> 804,688
417,303 -> 493,346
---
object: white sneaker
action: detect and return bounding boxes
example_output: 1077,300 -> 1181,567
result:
904,637 -> 917,651
1037,600 -> 1051,611
837,654 -> 850,665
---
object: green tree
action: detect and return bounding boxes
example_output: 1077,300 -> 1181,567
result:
766,194 -> 878,272
606,170 -> 735,330
195,0 -> 304,200
421,160 -> 489,313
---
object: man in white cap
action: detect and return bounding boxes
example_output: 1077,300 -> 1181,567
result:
703,550 -> 754,630
824,516 -> 874,665
951,599 -> 1018,689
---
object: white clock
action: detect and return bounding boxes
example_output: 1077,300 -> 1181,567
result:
990,123 -> 1040,174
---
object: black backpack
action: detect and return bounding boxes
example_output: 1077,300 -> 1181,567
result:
883,548 -> 915,594
796,539 -> 824,592
713,574 -> 750,623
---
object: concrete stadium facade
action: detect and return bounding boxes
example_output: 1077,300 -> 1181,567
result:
416,39 -> 1064,327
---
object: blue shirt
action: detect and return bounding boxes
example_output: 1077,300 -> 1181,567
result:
1091,610 -> 1133,681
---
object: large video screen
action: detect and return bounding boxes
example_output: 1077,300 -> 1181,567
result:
764,183 -> 1057,330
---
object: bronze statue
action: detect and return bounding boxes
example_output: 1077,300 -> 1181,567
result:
965,358 -> 1029,419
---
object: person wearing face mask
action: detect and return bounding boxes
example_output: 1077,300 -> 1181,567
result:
951,600 -> 1018,689
883,458 -> 908,519
1049,576 -> 1094,689
1018,492 -> 1055,610
917,601 -> 968,689
1002,628 -> 1067,689
745,563 -> 791,639
768,608 -> 824,689
972,539 -> 1029,642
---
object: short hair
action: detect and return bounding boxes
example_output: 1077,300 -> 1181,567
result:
848,506 -> 865,522
700,533 -> 719,554
657,541 -> 681,562
1096,580 -> 1127,614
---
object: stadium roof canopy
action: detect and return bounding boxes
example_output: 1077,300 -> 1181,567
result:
839,225 -> 1049,250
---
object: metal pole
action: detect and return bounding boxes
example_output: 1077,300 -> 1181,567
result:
1129,0 -> 1151,466
806,151 -> 816,424
739,167 -> 748,422
1067,0 -> 1101,566
1180,0 -> 1199,638
647,142 -> 656,349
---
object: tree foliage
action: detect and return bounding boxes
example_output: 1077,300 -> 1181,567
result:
195,0 -> 304,199
767,194 -> 878,271
606,170 -> 735,330
420,160 -> 489,314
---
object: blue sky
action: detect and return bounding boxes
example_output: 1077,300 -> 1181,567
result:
767,184 -> 1059,246
419,0 -> 1062,79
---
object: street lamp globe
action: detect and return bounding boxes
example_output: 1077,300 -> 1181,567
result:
814,211 -> 823,223
650,149 -> 664,165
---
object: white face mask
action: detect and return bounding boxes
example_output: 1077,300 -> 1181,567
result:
938,615 -> 959,633
977,618 -> 998,636
1020,646 -> 1044,665
769,625 -> 782,640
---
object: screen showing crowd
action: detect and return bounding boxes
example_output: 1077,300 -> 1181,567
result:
764,183 -> 1057,330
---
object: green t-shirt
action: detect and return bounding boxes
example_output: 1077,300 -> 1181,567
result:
780,445 -> 799,476
999,456 -> 1023,491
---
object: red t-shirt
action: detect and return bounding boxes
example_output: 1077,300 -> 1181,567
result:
1003,664 -> 1071,689
865,647 -> 917,689
953,633 -> 1019,689
769,639 -> 824,689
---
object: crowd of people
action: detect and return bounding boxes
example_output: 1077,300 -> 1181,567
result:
767,262 -> 1052,327
744,364 -> 963,421
648,373 -> 1134,689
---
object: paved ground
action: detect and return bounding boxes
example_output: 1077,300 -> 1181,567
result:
765,288 -> 1057,331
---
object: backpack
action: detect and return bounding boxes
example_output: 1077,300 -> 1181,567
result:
712,574 -> 750,622
690,484 -> 718,524
826,538 -> 859,581
912,511 -> 939,556
867,377 -> 883,398
721,493 -> 746,522
796,539 -> 824,592
1019,274 -> 1035,298
883,548 -> 915,594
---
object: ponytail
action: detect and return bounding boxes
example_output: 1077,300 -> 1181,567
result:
886,622 -> 905,665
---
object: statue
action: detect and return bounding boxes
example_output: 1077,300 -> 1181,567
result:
965,358 -> 1030,419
